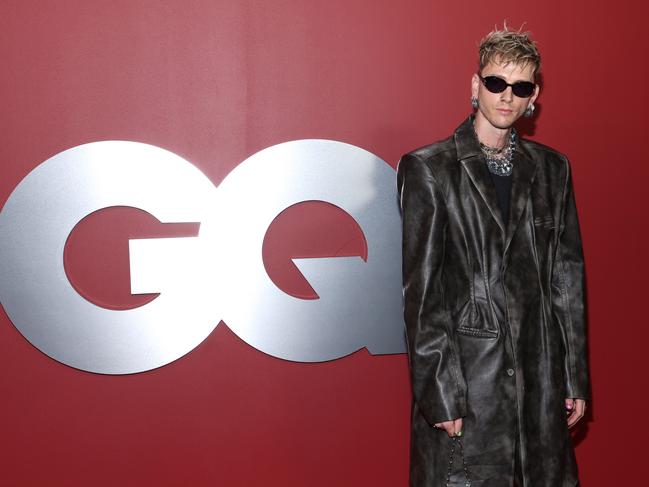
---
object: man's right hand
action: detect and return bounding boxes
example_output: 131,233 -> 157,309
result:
434,418 -> 463,438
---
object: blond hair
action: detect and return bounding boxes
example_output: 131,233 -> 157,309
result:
478,23 -> 541,77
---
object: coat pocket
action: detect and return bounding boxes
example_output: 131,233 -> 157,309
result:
456,326 -> 498,339
454,288 -> 499,339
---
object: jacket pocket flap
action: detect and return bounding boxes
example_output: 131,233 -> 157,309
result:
456,326 -> 498,339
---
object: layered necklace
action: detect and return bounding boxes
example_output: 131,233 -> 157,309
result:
478,129 -> 516,177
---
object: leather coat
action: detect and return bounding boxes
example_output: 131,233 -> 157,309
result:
397,116 -> 589,486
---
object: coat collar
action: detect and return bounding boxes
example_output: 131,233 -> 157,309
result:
454,115 -> 538,251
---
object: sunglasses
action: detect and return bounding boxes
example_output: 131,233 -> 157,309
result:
479,75 -> 536,98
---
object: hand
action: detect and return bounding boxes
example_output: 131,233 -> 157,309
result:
434,418 -> 463,437
565,398 -> 586,428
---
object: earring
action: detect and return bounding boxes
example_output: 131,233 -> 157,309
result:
524,103 -> 535,117
471,97 -> 478,109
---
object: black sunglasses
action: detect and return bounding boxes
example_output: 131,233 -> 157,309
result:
479,75 -> 536,98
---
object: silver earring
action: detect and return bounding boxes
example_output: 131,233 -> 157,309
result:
524,103 -> 535,117
471,97 -> 478,109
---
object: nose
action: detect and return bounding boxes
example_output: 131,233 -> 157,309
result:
500,86 -> 514,102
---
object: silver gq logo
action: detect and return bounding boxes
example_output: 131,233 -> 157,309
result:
0,140 -> 405,374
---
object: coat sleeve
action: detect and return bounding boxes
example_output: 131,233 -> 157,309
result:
397,153 -> 467,424
551,157 -> 590,400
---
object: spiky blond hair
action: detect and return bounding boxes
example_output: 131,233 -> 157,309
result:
478,23 -> 541,77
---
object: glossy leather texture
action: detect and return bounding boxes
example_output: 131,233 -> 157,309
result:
397,115 -> 589,487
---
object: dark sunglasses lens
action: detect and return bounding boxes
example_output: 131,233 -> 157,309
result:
483,76 -> 507,93
512,82 -> 535,98
483,76 -> 536,98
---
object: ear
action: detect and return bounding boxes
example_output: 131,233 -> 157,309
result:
471,73 -> 480,100
529,83 -> 540,106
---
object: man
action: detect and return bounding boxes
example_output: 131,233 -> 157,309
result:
397,26 -> 589,487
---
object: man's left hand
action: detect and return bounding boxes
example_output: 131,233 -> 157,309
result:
565,398 -> 586,428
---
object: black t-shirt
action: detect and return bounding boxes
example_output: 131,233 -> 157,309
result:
488,169 -> 513,228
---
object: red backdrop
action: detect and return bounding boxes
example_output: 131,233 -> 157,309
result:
1,1 -> 647,485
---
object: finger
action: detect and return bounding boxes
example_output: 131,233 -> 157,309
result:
574,399 -> 586,424
434,423 -> 446,433
433,421 -> 451,436
565,398 -> 575,424
577,399 -> 586,415
568,399 -> 586,428
565,398 -> 574,414
439,420 -> 456,437
444,422 -> 455,438
567,412 -> 576,427
568,411 -> 581,427
454,418 -> 464,436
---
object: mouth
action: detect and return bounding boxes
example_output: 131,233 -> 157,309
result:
496,109 -> 513,115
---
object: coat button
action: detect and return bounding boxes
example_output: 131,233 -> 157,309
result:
506,368 -> 515,376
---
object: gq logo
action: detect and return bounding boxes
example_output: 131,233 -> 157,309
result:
0,140 -> 405,375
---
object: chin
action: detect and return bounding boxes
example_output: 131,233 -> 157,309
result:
490,119 -> 515,130
477,110 -> 519,131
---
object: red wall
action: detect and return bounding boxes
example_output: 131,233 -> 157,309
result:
1,1 -> 647,485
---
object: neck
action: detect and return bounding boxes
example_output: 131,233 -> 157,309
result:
474,112 -> 511,149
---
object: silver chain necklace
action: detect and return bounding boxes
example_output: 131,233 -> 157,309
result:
478,129 -> 516,177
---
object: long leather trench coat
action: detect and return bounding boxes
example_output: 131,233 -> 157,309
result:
397,116 -> 589,487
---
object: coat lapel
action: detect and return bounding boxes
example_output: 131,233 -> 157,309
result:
453,116 -> 539,251
461,158 -> 507,235
504,143 -> 538,255
454,117 -> 507,236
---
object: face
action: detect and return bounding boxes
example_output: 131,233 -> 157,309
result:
471,59 -> 539,130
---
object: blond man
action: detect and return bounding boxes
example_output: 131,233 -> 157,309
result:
398,26 -> 588,486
